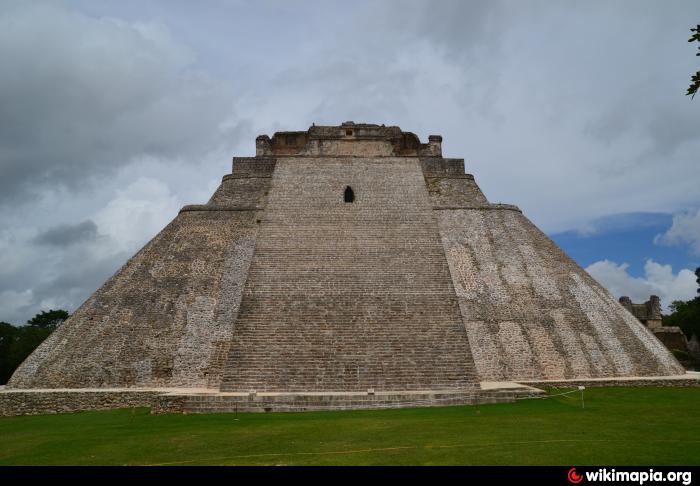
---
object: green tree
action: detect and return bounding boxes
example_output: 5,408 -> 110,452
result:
688,24 -> 700,99
663,266 -> 700,339
26,309 -> 69,329
0,309 -> 70,384
0,322 -> 54,384
0,322 -> 19,384
664,298 -> 700,338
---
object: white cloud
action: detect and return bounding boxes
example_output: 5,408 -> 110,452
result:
655,208 -> 700,255
93,176 -> 180,254
586,259 -> 697,312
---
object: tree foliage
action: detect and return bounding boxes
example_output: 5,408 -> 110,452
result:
663,267 -> 700,339
26,309 -> 69,329
688,24 -> 700,99
0,309 -> 69,384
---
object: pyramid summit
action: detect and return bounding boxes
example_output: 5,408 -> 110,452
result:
5,122 -> 685,413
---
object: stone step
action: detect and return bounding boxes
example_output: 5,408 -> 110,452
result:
153,386 -> 545,414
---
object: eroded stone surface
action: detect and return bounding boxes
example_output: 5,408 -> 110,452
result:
435,198 -> 684,380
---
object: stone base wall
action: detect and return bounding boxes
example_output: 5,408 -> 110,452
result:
152,389 -> 538,414
519,378 -> 700,388
0,390 -> 160,416
3,376 -> 698,416
0,388 -> 528,416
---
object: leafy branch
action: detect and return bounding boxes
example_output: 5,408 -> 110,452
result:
688,24 -> 700,99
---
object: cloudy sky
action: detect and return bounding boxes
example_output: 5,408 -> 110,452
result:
1,0 -> 699,324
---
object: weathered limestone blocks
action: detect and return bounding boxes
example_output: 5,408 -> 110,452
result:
0,389 -> 161,416
519,375 -> 700,389
9,158 -> 274,389
255,122 -> 442,158
420,158 -> 489,208
152,389 -> 530,414
433,192 -> 684,381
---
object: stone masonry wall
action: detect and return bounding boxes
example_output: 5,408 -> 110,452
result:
8,158 -> 275,389
520,378 -> 699,388
0,390 -> 160,416
422,158 -> 684,381
421,158 -> 488,208
208,157 -> 275,208
220,156 -> 479,392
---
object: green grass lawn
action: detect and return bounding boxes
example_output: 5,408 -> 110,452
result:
0,387 -> 698,465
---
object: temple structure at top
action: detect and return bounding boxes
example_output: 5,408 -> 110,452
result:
255,121 -> 443,157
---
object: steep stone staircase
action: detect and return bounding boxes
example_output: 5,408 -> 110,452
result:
219,157 -> 479,393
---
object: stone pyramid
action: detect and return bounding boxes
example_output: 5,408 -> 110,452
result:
9,122 -> 683,394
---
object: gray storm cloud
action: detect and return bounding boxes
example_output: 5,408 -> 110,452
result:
33,220 -> 98,247
0,1 -> 236,204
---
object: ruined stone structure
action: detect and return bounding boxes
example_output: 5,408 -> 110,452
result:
620,295 -> 689,354
619,295 -> 663,329
4,122 -> 688,413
